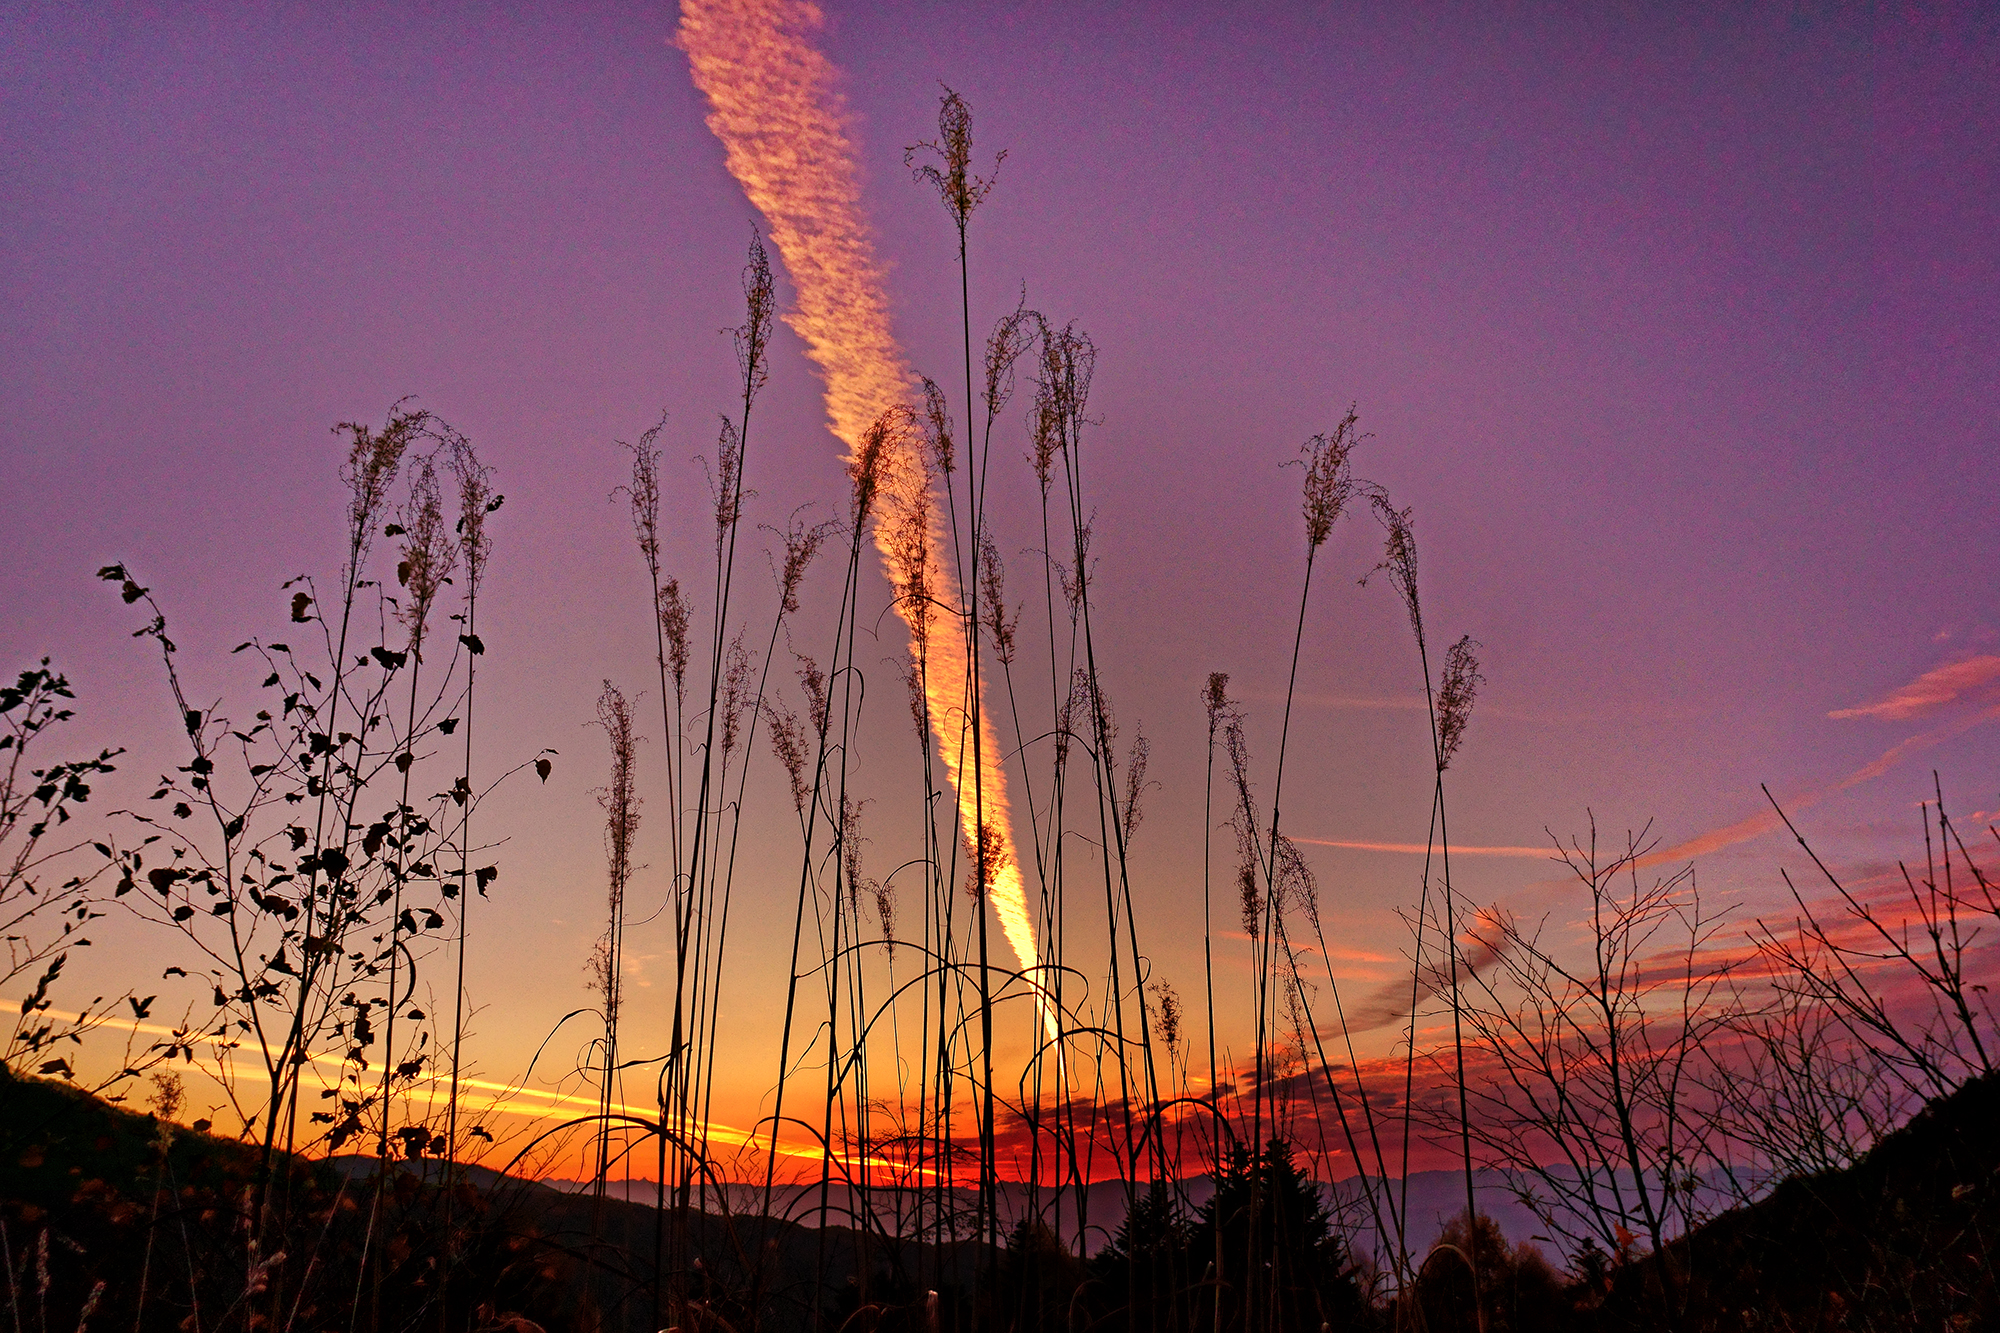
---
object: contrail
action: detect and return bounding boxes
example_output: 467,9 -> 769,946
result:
677,0 -> 1039,979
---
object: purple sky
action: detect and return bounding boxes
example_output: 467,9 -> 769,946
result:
4,3 -> 1997,1129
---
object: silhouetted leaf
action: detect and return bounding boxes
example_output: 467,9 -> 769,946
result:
459,634 -> 484,655
290,593 -> 313,622
534,757 -> 551,783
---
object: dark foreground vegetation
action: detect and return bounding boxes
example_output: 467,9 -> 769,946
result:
4,1064 -> 1997,1331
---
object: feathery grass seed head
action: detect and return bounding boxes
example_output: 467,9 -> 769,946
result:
1299,406 -> 1363,550
966,819 -> 1009,900
592,681 -> 639,965
337,408 -> 423,574
620,417 -> 669,578
1058,519 -> 1094,619
1363,490 -> 1424,651
1031,319 -> 1097,473
1435,634 -> 1484,771
1204,672 -> 1232,733
772,511 -> 836,617
984,295 -> 1035,421
1272,832 -> 1319,929
708,416 -> 745,548
905,86 -> 1003,235
977,533 -> 1020,666
447,430 -> 497,596
921,376 -> 955,475
766,696 -> 810,816
733,231 -> 774,405
898,655 -> 928,743
872,881 -> 897,957
839,793 -> 873,912
848,406 -> 910,529
888,464 -> 936,650
1149,979 -> 1183,1061
796,653 -> 829,740
658,576 -> 691,703
1121,726 -> 1152,846
1236,832 -> 1261,940
1055,669 -> 1090,766
395,455 -> 455,652
719,634 -> 753,764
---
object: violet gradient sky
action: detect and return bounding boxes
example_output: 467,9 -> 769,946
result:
3,3 -> 1997,1134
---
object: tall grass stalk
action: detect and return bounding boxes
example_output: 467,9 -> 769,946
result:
908,83 -> 1007,1266
1366,490 -> 1485,1326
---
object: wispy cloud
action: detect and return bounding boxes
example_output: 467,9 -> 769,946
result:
1829,654 -> 2000,721
1294,836 -> 1553,859
1632,655 -> 2000,869
1334,906 -> 1512,1033
1305,657 -> 2000,878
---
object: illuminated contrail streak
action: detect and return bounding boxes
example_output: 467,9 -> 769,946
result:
676,0 -> 1038,978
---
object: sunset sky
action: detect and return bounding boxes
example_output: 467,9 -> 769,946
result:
4,4 -> 1997,1168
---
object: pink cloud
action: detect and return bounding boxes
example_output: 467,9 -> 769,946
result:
1829,654 -> 2000,721
1294,836 -> 1553,858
